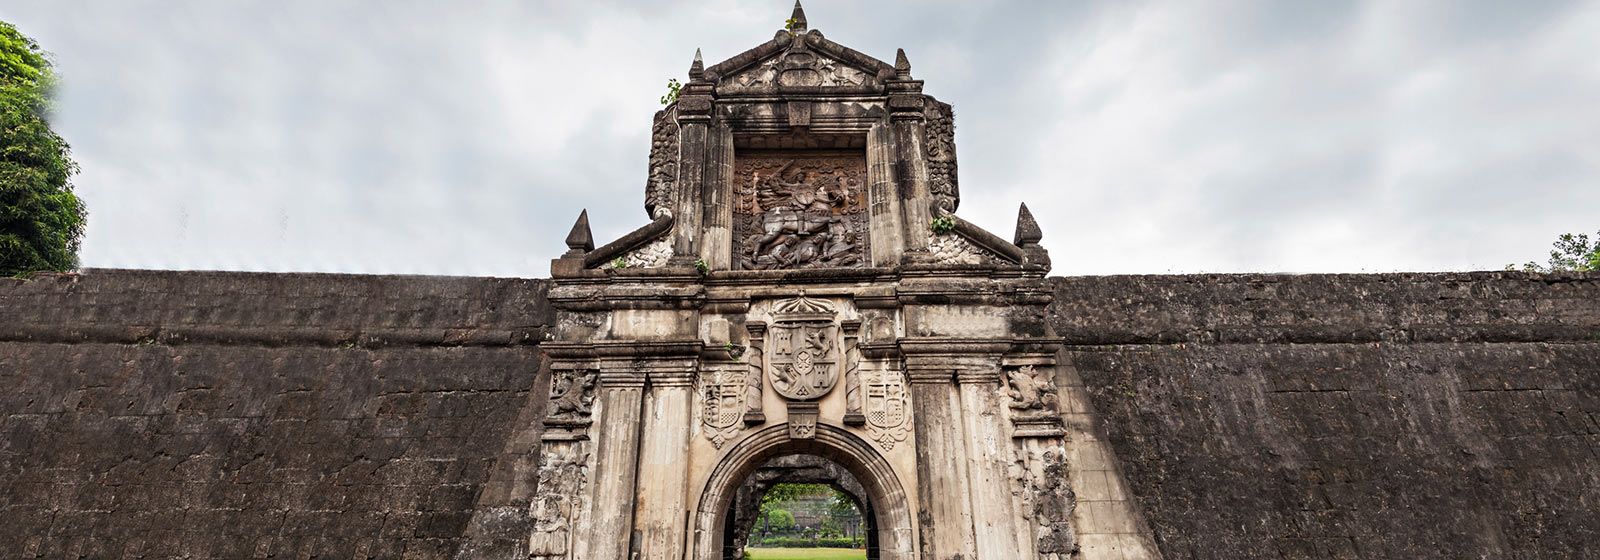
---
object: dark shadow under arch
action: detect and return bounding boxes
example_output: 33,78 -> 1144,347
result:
692,423 -> 914,560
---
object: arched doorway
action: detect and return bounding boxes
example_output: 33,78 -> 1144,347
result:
721,455 -> 881,559
692,424 -> 914,560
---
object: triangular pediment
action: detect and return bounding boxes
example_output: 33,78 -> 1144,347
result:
705,30 -> 895,95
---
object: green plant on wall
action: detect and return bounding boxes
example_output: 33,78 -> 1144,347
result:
930,216 -> 956,235
660,78 -> 682,105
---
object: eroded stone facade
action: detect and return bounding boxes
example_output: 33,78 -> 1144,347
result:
538,4 -> 1151,559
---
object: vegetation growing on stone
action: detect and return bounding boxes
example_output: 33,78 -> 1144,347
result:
660,78 -> 681,105
0,20 -> 86,277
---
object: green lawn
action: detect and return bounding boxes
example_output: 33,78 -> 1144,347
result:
744,548 -> 867,560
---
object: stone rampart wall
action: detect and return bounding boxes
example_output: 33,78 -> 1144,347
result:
1052,272 -> 1600,559
0,270 -> 551,558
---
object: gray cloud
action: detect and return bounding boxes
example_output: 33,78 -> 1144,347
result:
3,0 -> 1596,276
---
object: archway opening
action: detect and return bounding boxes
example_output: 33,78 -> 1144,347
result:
722,455 -> 879,560
693,424 -> 913,560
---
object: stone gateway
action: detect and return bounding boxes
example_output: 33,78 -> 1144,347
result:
1,3 -> 1597,560
540,4 -> 1146,558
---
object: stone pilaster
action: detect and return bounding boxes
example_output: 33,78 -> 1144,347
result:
672,80 -> 714,259
886,54 -> 930,253
866,122 -> 906,265
574,366 -> 645,560
701,124 -> 735,269
956,364 -> 1028,559
904,353 -> 977,559
633,358 -> 700,559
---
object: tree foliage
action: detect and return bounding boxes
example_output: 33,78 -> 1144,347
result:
0,20 -> 85,277
1513,231 -> 1600,273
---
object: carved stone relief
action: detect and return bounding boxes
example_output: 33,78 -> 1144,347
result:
528,442 -> 590,560
546,369 -> 597,426
861,365 -> 910,450
925,101 -> 959,214
734,153 -> 869,269
645,106 -> 679,219
724,50 -> 870,93
1005,365 -> 1061,415
1010,441 -> 1077,559
765,296 -> 842,399
700,367 -> 747,449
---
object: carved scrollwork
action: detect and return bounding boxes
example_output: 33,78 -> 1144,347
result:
925,100 -> 959,213
724,49 -> 871,92
528,443 -> 590,560
645,106 -> 679,219
1010,442 -> 1078,559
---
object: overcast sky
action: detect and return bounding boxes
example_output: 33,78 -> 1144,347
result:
4,0 -> 1597,277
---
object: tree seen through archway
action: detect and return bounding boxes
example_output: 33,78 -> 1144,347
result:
745,482 -> 866,560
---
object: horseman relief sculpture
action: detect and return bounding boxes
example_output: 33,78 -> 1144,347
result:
734,154 -> 868,269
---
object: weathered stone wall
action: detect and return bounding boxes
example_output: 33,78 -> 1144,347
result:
1051,272 -> 1600,559
0,270 -> 551,558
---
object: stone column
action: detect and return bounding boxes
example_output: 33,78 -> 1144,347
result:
956,365 -> 1027,559
672,80 -> 714,259
886,55 -> 931,253
573,366 -> 646,560
903,353 -> 977,559
633,359 -> 698,559
866,122 -> 905,265
701,125 -> 735,269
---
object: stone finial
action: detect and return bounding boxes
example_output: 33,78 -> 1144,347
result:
689,48 -> 704,81
565,209 -> 594,255
895,48 -> 912,79
1014,203 -> 1042,246
788,1 -> 808,33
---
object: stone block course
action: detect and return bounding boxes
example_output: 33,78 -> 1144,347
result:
1054,271 -> 1600,559
0,270 -> 550,558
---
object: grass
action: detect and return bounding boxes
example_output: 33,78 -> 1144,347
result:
744,548 -> 867,560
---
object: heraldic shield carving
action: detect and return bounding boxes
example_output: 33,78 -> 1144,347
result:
767,295 -> 841,401
700,367 -> 745,449
862,366 -> 910,449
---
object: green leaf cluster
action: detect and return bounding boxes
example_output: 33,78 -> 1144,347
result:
1,20 -> 85,276
1511,231 -> 1600,273
660,78 -> 682,106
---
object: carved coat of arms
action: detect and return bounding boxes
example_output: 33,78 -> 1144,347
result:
862,366 -> 909,449
766,295 -> 841,401
700,368 -> 745,448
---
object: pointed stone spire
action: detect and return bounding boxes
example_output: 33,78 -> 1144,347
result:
1014,203 -> 1042,246
565,209 -> 594,254
894,48 -> 912,79
689,48 -> 704,81
788,1 -> 808,33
